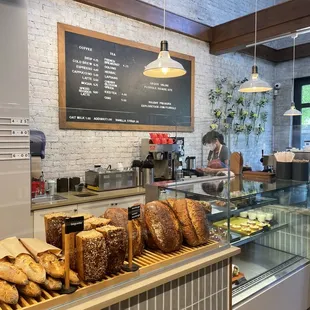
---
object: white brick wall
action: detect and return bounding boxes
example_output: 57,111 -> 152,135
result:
28,0 -> 275,178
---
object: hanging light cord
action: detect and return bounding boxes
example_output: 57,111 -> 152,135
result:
163,0 -> 166,40
291,34 -> 297,104
254,0 -> 258,66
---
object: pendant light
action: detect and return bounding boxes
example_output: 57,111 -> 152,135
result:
239,0 -> 272,93
284,34 -> 302,116
143,0 -> 186,78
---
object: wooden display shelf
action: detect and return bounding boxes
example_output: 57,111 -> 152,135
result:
0,240 -> 219,310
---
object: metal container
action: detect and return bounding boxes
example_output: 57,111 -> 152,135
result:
292,162 -> 309,181
142,168 -> 154,187
85,169 -> 137,191
132,167 -> 142,187
185,156 -> 196,170
276,162 -> 292,180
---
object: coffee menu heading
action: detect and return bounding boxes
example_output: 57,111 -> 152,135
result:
58,24 -> 195,131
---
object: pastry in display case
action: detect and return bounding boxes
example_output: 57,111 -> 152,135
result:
153,176 -> 310,307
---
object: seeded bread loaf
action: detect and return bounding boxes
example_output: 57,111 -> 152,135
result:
171,199 -> 209,246
0,280 -> 19,305
38,253 -> 65,279
0,259 -> 28,285
15,254 -> 46,284
144,201 -> 183,253
76,230 -> 107,282
44,213 -> 67,248
85,217 -> 111,229
17,281 -> 41,298
96,225 -> 126,274
42,276 -> 62,291
102,208 -> 143,257
71,213 -> 93,220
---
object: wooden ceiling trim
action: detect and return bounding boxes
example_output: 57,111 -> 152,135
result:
75,0 -> 212,41
210,0 -> 310,55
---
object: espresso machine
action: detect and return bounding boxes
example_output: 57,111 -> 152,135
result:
141,139 -> 183,181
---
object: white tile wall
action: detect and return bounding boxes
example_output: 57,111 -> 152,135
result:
28,0 -> 275,178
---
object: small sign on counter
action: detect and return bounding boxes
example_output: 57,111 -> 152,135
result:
128,205 -> 141,220
65,216 -> 84,234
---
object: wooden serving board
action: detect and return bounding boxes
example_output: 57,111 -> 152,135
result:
243,171 -> 275,182
213,217 -> 270,236
0,240 -> 219,310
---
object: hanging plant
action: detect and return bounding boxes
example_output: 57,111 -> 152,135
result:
210,123 -> 219,131
208,89 -> 216,107
213,109 -> 222,120
249,110 -> 258,127
255,124 -> 265,142
233,123 -> 244,144
239,108 -> 249,124
221,122 -> 231,135
245,124 -> 253,146
260,111 -> 268,125
227,109 -> 236,119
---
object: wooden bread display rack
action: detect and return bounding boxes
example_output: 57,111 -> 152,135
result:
0,240 -> 219,310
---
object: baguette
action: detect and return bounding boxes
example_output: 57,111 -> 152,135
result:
38,253 -> 65,279
42,276 -> 62,291
59,261 -> 80,286
17,281 -> 41,298
0,280 -> 19,305
15,254 -> 46,284
0,259 -> 28,285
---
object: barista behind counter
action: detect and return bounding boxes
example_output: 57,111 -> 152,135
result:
198,131 -> 229,174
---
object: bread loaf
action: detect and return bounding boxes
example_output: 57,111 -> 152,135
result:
44,213 -> 67,248
144,201 -> 182,253
85,217 -> 111,229
163,198 -> 176,209
76,230 -> 107,282
102,208 -> 143,257
137,204 -> 148,244
0,259 -> 28,285
59,261 -> 80,286
96,226 -> 126,274
17,281 -> 41,298
38,253 -> 65,279
15,254 -> 46,284
0,280 -> 19,305
42,276 -> 62,291
171,199 -> 209,246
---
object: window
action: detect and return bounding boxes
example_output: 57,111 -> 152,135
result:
292,77 -> 310,148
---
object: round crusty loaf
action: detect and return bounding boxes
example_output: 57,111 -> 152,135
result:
144,201 -> 182,253
171,199 -> 209,246
102,208 -> 143,257
162,198 -> 177,209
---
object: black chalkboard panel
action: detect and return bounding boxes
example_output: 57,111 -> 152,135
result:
58,24 -> 195,131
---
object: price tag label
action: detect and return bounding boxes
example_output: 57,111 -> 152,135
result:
128,205 -> 141,220
65,216 -> 84,234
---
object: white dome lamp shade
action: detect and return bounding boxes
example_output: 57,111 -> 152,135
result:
284,34 -> 302,117
284,103 -> 302,116
143,40 -> 186,78
239,0 -> 272,93
239,65 -> 272,93
143,0 -> 186,79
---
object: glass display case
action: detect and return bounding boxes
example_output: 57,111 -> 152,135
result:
148,176 -> 310,307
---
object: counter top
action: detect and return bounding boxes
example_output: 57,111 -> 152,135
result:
31,187 -> 145,211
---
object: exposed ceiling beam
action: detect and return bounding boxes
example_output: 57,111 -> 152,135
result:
276,42 -> 310,62
210,0 -> 310,55
75,0 -> 212,41
239,45 -> 278,62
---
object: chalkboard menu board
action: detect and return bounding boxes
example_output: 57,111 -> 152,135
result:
58,23 -> 195,131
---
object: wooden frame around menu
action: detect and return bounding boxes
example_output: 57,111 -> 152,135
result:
58,23 -> 195,132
